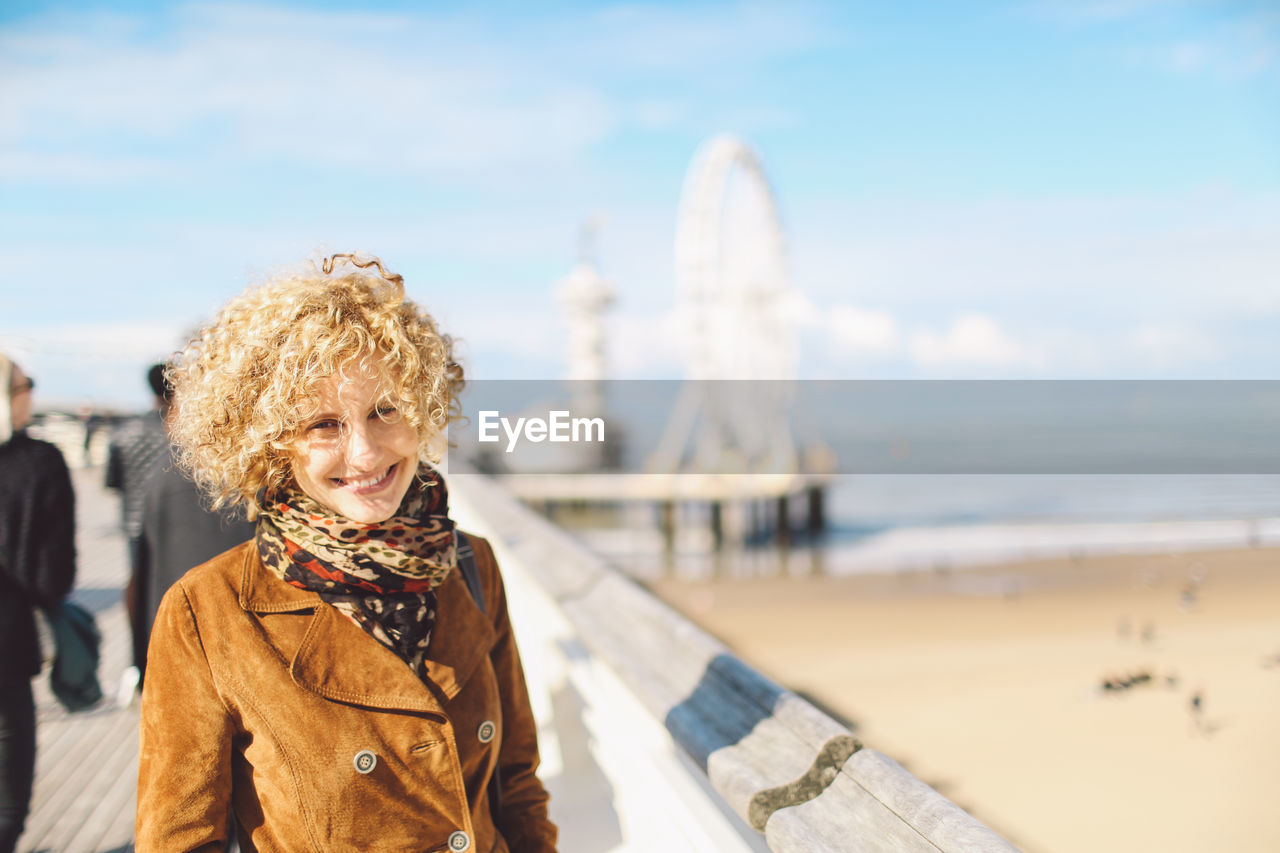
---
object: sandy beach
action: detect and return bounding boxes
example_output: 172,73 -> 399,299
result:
648,546 -> 1280,853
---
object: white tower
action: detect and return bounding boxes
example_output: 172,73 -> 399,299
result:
556,217 -> 615,419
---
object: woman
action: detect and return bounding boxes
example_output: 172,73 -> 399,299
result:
136,255 -> 557,852
0,353 -> 77,853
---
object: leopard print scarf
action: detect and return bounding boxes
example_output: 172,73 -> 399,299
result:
256,464 -> 456,677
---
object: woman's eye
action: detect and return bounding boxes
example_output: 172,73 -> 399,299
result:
373,406 -> 399,420
307,419 -> 340,433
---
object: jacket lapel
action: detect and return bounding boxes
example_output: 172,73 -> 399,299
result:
418,570 -> 498,702
239,547 -> 496,714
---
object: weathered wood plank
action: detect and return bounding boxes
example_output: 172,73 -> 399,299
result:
41,721 -> 138,853
842,750 -> 1020,853
764,773 -> 945,853
70,698 -> 139,849
58,715 -> 139,853
24,708 -> 125,850
25,707 -> 138,852
100,787 -> 138,853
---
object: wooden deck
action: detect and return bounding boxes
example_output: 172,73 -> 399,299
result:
22,465 -> 138,853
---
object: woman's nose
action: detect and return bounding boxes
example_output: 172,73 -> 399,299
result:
343,421 -> 379,468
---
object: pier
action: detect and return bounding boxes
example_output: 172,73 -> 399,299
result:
495,471 -> 828,555
19,435 -> 1013,852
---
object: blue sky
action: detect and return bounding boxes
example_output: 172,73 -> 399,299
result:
1,0 -> 1277,407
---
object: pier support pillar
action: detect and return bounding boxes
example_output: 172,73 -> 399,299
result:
776,495 -> 790,549
806,485 -> 825,536
709,501 -> 724,551
659,500 -> 676,556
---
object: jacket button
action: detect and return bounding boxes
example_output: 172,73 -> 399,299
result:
477,720 -> 496,744
353,750 -> 377,774
447,829 -> 471,851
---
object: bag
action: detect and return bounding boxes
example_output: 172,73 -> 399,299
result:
46,600 -> 103,712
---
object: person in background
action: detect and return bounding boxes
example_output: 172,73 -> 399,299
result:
132,367 -> 254,682
81,408 -> 107,462
136,254 -> 557,851
0,353 -> 77,853
108,364 -> 172,672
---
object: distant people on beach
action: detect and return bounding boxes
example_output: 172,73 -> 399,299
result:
128,364 -> 254,684
1190,690 -> 1204,732
1180,562 -> 1207,612
1115,615 -> 1157,645
107,364 -> 170,671
0,352 -> 77,853
1100,669 -> 1155,693
1098,667 -> 1185,694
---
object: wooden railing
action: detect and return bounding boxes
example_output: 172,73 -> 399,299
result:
447,467 -> 1018,853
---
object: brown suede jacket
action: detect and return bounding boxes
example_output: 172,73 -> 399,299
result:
136,534 -> 557,853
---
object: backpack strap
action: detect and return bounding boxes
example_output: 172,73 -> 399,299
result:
454,530 -> 503,825
456,530 -> 484,614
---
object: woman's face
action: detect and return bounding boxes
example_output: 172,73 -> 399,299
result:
288,363 -> 419,524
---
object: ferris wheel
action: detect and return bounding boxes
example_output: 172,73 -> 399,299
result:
674,135 -> 795,382
652,135 -> 798,475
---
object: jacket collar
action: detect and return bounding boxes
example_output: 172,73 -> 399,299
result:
238,544 -> 320,612
237,542 -> 496,714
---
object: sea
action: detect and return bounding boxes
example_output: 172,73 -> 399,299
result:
564,473 -> 1280,581
457,380 -> 1280,578
817,473 -> 1280,575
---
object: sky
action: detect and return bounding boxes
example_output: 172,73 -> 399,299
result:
0,0 -> 1277,408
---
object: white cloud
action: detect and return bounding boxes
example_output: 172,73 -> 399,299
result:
1027,0 -> 1192,25
1164,39 -> 1213,73
444,306 -> 685,380
793,188 -> 1280,324
444,311 -> 560,379
0,2 -> 825,182
1030,1 -> 1280,81
629,99 -> 691,130
826,304 -> 898,357
0,321 -> 190,363
1128,323 -> 1219,369
0,320 -> 195,407
0,152 -> 174,181
1140,28 -> 1277,80
0,16 -> 616,180
563,3 -> 827,75
910,312 -> 1041,370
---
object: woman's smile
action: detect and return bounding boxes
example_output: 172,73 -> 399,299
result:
331,462 -> 398,491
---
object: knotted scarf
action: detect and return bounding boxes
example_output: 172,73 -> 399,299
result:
255,464 -> 456,677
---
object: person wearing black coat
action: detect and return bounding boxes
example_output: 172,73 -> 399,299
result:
0,353 -> 76,853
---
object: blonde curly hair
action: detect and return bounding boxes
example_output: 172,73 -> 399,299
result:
167,254 -> 464,517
